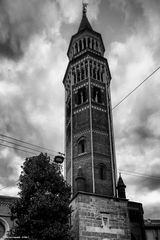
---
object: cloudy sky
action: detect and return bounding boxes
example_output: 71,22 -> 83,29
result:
0,0 -> 160,219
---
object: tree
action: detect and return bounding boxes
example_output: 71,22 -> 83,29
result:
10,153 -> 71,240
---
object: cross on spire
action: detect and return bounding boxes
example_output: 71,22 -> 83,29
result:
83,2 -> 88,15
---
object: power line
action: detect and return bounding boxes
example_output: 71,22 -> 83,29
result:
0,181 -> 18,191
119,169 -> 160,181
0,143 -> 36,155
0,133 -> 61,155
0,138 -> 55,157
112,66 -> 160,110
0,169 -> 159,193
1,67 -> 159,158
0,67 -> 160,192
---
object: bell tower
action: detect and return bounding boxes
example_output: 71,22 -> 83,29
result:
63,3 -> 117,197
63,4 -> 146,240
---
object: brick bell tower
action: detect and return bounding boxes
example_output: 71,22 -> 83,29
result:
63,3 -> 117,197
63,4 -> 146,240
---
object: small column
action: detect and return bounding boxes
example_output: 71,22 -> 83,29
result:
82,39 -> 84,50
77,41 -> 80,52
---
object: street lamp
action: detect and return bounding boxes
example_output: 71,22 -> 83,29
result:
54,155 -> 64,164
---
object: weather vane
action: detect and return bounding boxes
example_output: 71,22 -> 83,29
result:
82,1 -> 88,14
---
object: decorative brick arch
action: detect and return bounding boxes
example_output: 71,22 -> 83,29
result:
0,217 -> 10,240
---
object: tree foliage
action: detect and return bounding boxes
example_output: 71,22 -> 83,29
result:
10,153 -> 71,240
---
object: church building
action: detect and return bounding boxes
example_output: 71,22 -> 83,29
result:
63,4 -> 146,240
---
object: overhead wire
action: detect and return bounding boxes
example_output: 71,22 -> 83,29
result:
0,67 -> 159,158
0,181 -> 18,191
0,169 -> 159,193
0,143 -> 36,155
0,138 -> 55,157
119,170 -> 160,181
0,67 -> 159,191
0,133 -> 62,155
112,66 -> 160,184
112,66 -> 160,110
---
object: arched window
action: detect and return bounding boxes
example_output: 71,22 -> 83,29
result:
75,42 -> 78,54
72,68 -> 76,84
77,69 -> 80,82
83,38 -> 86,49
78,138 -> 86,154
101,66 -> 105,82
81,68 -> 85,80
88,38 -> 91,48
85,61 -> 88,78
92,38 -> 94,49
98,164 -> 106,180
96,41 -> 98,51
93,67 -> 96,79
0,218 -> 9,240
90,61 -> 93,78
79,40 -> 82,51
97,68 -> 100,80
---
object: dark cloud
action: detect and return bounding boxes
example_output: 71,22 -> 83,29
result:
0,40 -> 22,60
144,204 -> 160,219
0,33 -> 67,190
140,177 -> 160,192
0,0 -> 59,59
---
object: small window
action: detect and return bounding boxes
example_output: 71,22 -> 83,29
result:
77,69 -> 80,82
72,71 -> 76,84
75,42 -> 78,54
79,40 -> 82,51
101,213 -> 109,228
92,38 -> 94,49
83,38 -> 86,49
88,38 -> 91,48
78,139 -> 86,154
85,64 -> 88,78
93,67 -> 96,79
96,41 -> 99,51
98,164 -> 106,180
81,68 -> 85,80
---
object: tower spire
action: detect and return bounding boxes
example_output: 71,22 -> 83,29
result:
78,2 -> 92,32
82,2 -> 88,15
117,173 -> 126,199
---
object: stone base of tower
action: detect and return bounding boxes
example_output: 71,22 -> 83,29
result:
70,192 -> 146,240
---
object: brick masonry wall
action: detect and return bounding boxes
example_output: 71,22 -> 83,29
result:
70,193 -> 146,240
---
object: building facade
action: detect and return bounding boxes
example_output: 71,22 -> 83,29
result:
63,4 -> 146,240
145,219 -> 160,240
0,195 -> 16,239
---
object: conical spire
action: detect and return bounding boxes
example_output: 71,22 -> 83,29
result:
78,3 -> 93,32
117,173 -> 126,188
117,173 -> 126,199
